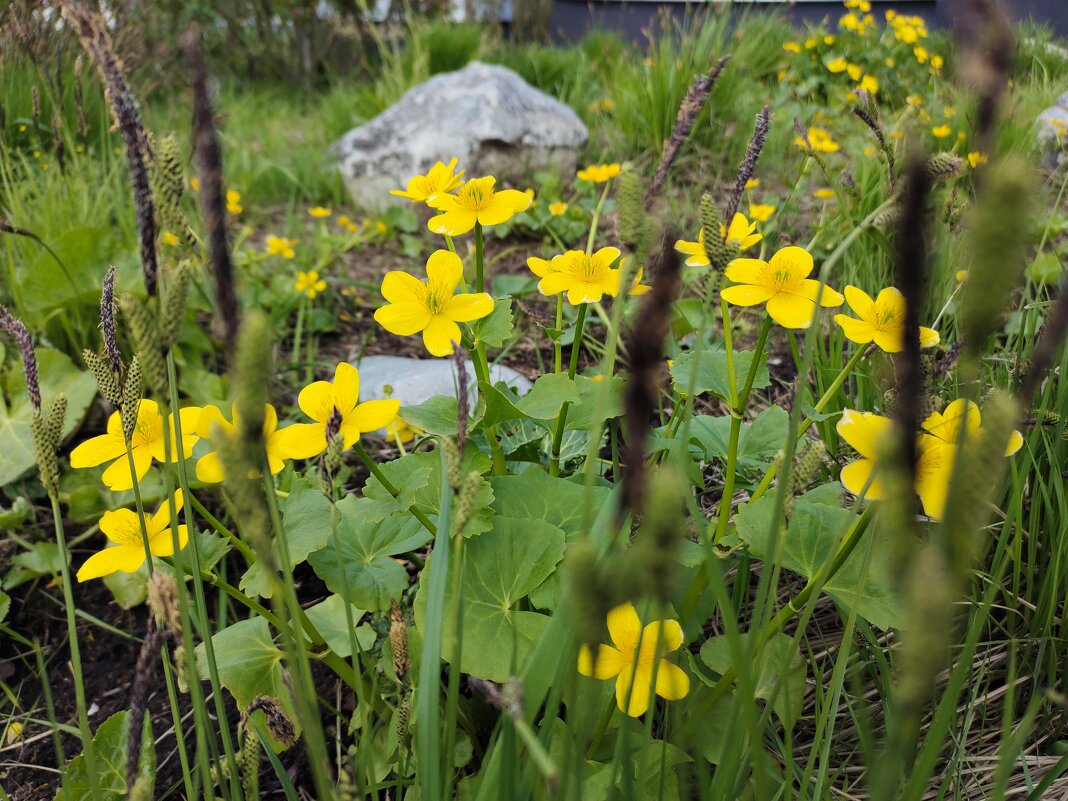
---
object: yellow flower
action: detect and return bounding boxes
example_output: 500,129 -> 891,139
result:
834,286 -> 939,352
921,399 -> 1023,457
747,203 -> 775,222
859,74 -> 879,94
837,410 -> 956,520
265,234 -> 297,259
17,124 -> 27,133
931,125 -> 952,138
885,57 -> 895,67
967,151 -> 988,169
386,417 -> 423,445
308,206 -> 332,218
576,163 -> 621,183
195,404 -> 288,483
906,94 -> 923,107
426,176 -> 532,236
955,269 -> 969,283
914,46 -> 929,63
846,63 -> 862,81
931,54 -> 944,71
814,188 -> 836,200
673,213 -> 762,267
375,220 -> 389,235
190,177 -> 201,192
162,231 -> 180,246
389,157 -> 465,203
76,491 -> 189,581
824,34 -> 836,45
296,270 -> 328,299
530,247 -> 623,305
827,57 -> 848,73
745,178 -> 760,190
374,250 -> 495,356
278,363 -> 400,460
805,38 -> 818,49
783,41 -> 802,54
602,98 -> 615,112
577,602 -> 689,717
796,127 -> 840,153
524,187 -> 536,203
337,215 -> 352,227
70,400 -> 201,491
549,201 -> 568,216
721,246 -> 844,329
226,189 -> 242,215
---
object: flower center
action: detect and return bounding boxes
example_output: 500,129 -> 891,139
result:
424,281 -> 450,313
455,181 -> 490,210
875,305 -> 899,329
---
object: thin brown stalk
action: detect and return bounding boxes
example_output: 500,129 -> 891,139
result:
724,106 -> 770,223
646,55 -> 730,201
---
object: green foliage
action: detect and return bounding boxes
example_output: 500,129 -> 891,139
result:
57,710 -> 154,800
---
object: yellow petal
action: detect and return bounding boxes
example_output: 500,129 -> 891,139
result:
197,404 -> 231,439
843,285 -> 876,319
766,293 -> 817,329
422,314 -> 462,357
835,314 -> 877,345
99,508 -> 142,545
147,524 -> 189,558
538,273 -> 572,297
298,380 -> 336,423
333,362 -> 361,411
381,271 -> 426,305
919,326 -> 940,348
445,293 -> 494,323
426,249 -> 464,292
795,280 -> 844,307
196,451 -> 226,483
578,644 -> 623,679
724,258 -> 768,285
567,282 -> 603,305
591,247 -> 621,271
607,602 -> 642,650
70,430 -> 127,468
76,545 -> 145,581
277,422 -> 328,460
653,660 -> 690,701
721,284 -> 775,307
527,256 -> 554,278
616,664 -> 653,717
149,490 -> 183,535
769,246 -> 814,280
840,458 -> 885,500
638,620 -> 684,663
350,400 -> 401,441
1004,429 -> 1024,456
101,447 -> 153,491
375,303 -> 434,337
428,209 -> 477,236
872,328 -> 905,353
836,409 -> 892,460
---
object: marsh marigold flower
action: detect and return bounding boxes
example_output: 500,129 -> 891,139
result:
577,602 -> 690,717
296,270 -> 327,299
748,203 -> 775,222
70,400 -> 201,491
674,213 -> 762,267
967,151 -> 988,169
374,250 -> 494,356
931,125 -> 952,138
721,246 -> 843,329
278,363 -> 399,460
76,491 -> 188,581
576,163 -> 621,183
834,286 -> 940,353
265,235 -> 297,259
921,399 -> 1023,457
162,231 -> 180,247
796,127 -> 840,153
195,404 -> 289,483
837,410 -> 955,520
529,247 -> 623,305
308,206 -> 332,218
426,176 -> 531,236
389,157 -> 465,203
549,201 -> 568,216
226,189 -> 242,215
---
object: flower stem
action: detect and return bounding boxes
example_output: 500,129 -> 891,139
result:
550,303 -> 588,476
711,315 -> 771,542
291,298 -> 306,367
475,222 -> 485,293
749,345 -> 867,504
50,494 -> 102,798
586,181 -> 612,255
554,295 -> 563,373
352,441 -> 437,535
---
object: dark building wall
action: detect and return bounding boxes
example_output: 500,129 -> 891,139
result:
548,1 -> 1068,41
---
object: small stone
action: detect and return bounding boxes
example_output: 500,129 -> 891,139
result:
1035,105 -> 1068,169
333,62 -> 587,209
354,355 -> 531,429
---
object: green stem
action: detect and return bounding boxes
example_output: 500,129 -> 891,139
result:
549,303 -> 588,476
291,299 -> 306,367
700,502 -> 877,709
188,492 -> 256,564
553,296 -> 563,374
50,495 -> 101,797
586,181 -> 612,255
475,223 -> 485,293
352,441 -> 437,535
749,345 -> 867,504
711,315 -> 771,542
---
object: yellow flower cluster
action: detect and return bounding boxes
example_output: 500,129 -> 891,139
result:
527,247 -> 648,306
795,126 -> 840,153
887,10 -> 928,44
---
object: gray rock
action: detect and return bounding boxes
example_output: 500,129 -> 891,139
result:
1036,104 -> 1068,169
355,355 -> 531,420
333,61 -> 587,209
